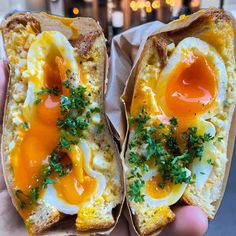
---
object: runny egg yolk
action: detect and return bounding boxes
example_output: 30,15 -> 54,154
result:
146,174 -> 173,199
53,173 -> 97,205
166,55 -> 217,116
11,105 -> 60,193
36,94 -> 60,124
12,55 -> 96,211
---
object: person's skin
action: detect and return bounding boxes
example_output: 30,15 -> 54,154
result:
0,61 -> 208,235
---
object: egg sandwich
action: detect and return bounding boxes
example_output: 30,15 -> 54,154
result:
123,9 -> 236,235
1,13 -> 123,234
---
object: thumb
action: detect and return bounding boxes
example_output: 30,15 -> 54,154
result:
161,206 -> 208,236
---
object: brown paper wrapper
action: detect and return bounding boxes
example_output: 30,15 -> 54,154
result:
105,8 -> 236,236
0,12 -> 124,236
105,21 -> 165,146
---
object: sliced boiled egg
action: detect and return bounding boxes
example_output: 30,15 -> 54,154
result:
79,139 -> 106,199
181,119 -> 216,189
22,31 -> 80,121
156,37 -> 227,118
43,140 -> 106,214
143,168 -> 191,206
190,142 -> 217,189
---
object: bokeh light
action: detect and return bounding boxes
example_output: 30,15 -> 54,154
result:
72,7 -> 79,15
152,0 -> 160,9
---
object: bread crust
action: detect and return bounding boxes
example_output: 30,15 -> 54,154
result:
123,8 -> 236,235
1,12 -> 124,234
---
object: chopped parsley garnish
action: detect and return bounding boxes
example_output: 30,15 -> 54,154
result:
15,187 -> 39,209
29,187 -> 39,204
15,189 -> 28,209
169,116 -> 178,127
41,165 -> 56,189
86,107 -> 101,119
127,108 -> 214,203
90,107 -> 101,113
59,137 -> 76,150
42,178 -> 56,189
57,117 -> 89,138
34,98 -> 42,105
22,122 -> 29,129
57,83 -> 91,150
128,179 -> 145,203
34,86 -> 60,105
207,159 -> 215,166
96,123 -> 104,133
37,86 -> 60,96
157,123 -> 165,129
49,151 -> 72,176
218,137 -> 223,142
158,183 -> 165,189
62,80 -> 70,88
60,86 -> 89,112
66,69 -> 71,77
223,99 -> 230,107
16,76 -> 97,209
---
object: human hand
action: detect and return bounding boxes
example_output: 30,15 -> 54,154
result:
160,206 -> 208,236
0,61 -> 208,236
110,205 -> 208,236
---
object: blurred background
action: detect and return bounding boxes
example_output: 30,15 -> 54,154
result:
0,0 -> 235,235
0,0 -> 236,46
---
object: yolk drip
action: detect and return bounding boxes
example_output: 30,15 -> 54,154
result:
11,55 -> 96,212
53,173 -> 97,205
12,95 -> 60,193
44,59 -> 62,89
55,56 -> 70,95
146,174 -> 173,199
37,94 -> 61,124
166,56 -> 217,116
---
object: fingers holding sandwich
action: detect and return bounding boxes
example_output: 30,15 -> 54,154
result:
127,206 -> 208,236
161,206 -> 208,236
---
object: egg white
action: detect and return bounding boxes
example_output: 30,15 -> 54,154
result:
190,118 -> 215,189
190,140 -> 218,189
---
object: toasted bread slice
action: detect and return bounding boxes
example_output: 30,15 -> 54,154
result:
123,8 -> 236,235
1,12 -> 123,234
